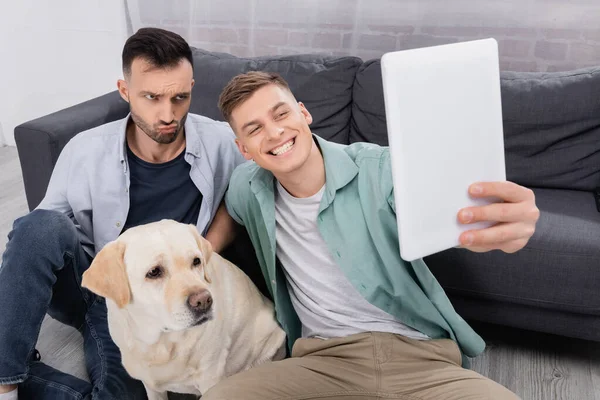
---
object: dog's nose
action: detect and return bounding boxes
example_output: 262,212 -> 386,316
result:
187,290 -> 212,313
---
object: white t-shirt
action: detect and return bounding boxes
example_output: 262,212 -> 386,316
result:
274,181 -> 429,341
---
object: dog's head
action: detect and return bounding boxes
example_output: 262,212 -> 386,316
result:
82,220 -> 215,332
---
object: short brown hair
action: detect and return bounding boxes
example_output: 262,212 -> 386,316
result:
122,27 -> 193,77
218,71 -> 292,123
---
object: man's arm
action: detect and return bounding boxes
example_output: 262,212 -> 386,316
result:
206,152 -> 250,253
204,122 -> 248,253
205,200 -> 240,253
35,139 -> 74,217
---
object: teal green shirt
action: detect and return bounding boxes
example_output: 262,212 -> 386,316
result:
225,135 -> 485,365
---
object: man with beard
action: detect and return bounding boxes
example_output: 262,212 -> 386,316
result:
0,27 -> 243,400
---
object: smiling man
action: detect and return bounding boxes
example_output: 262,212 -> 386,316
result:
0,28 -> 243,400
200,71 -> 539,399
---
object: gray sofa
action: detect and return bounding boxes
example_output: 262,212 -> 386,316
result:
15,48 -> 600,343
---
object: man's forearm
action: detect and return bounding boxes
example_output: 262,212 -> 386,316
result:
205,201 -> 239,253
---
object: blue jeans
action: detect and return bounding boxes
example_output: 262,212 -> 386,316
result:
0,210 -> 147,400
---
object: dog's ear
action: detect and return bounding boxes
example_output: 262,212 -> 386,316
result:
188,225 -> 213,283
82,241 -> 131,308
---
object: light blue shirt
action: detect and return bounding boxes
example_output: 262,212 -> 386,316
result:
36,113 -> 245,256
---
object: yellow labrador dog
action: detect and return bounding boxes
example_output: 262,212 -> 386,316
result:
81,219 -> 286,399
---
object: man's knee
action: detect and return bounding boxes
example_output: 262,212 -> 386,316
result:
454,376 -> 520,400
464,372 -> 519,400
9,209 -> 76,248
485,379 -> 520,399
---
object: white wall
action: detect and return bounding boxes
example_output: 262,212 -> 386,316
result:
0,1 -> 130,146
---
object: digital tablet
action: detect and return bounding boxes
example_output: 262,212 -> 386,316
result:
381,38 -> 506,262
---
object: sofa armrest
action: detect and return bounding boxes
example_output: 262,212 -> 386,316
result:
14,91 -> 129,210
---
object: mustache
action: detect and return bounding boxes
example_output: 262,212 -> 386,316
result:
157,121 -> 180,128
157,114 -> 187,130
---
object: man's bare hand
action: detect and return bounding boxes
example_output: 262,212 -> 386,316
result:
457,181 -> 540,254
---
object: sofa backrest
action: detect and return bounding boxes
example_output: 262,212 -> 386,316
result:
188,48 -> 362,145
17,46 -> 600,215
350,60 -> 600,192
350,59 -> 387,145
501,68 -> 600,192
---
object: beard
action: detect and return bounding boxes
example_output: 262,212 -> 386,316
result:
130,110 -> 187,144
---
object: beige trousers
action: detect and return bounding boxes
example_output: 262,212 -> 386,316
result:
202,332 -> 519,400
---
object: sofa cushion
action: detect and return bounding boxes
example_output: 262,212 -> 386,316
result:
189,48 -> 362,144
501,67 -> 600,192
350,60 -> 387,146
351,62 -> 600,191
425,187 -> 600,315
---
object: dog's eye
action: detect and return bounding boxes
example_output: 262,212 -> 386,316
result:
146,266 -> 163,279
192,257 -> 201,266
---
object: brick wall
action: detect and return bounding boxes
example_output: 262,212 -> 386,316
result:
134,0 -> 600,73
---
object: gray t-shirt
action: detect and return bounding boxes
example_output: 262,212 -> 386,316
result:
274,181 -> 430,341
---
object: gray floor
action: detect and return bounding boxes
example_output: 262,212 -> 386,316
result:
1,145 -> 599,399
